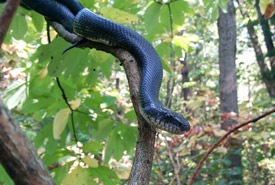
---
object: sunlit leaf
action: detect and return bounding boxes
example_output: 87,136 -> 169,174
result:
69,99 -> 81,110
144,2 -> 161,32
101,7 -> 138,24
82,156 -> 99,168
53,108 -> 70,139
61,165 -> 95,185
40,66 -> 48,79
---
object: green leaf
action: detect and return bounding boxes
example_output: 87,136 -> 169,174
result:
144,2 -> 161,32
63,48 -> 89,83
33,38 -> 70,76
101,95 -> 116,109
104,130 -> 124,163
45,137 -> 58,155
124,110 -> 137,120
34,122 -> 53,148
0,164 -> 14,185
4,79 -> 26,109
88,166 -> 120,185
9,12 -> 28,40
30,11 -> 44,32
42,149 -> 74,166
104,123 -> 137,163
160,5 -> 170,29
100,56 -> 114,78
170,1 -> 185,27
155,42 -> 172,73
79,0 -> 95,9
83,141 -> 103,154
92,120 -> 114,140
211,6 -> 219,21
52,162 -> 73,184
101,7 -> 138,24
61,165 -> 95,185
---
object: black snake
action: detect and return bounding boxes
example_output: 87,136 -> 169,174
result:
3,0 -> 190,134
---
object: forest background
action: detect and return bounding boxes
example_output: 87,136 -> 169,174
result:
0,0 -> 274,184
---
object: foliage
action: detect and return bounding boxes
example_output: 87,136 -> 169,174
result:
0,0 -> 275,184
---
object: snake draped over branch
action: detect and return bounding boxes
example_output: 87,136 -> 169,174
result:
4,0 -> 191,134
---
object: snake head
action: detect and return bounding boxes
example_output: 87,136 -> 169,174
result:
141,105 -> 190,134
159,108 -> 190,134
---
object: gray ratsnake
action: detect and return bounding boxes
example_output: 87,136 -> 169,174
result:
1,0 -> 190,134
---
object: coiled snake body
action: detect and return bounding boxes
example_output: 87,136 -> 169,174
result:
18,0 -> 190,134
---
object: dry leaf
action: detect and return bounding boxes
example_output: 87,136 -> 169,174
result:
69,99 -> 81,110
264,3 -> 275,19
53,108 -> 70,139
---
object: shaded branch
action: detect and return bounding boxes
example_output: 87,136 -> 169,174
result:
0,0 -> 21,46
188,108 -> 275,185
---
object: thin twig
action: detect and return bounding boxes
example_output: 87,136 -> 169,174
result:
56,77 -> 80,159
188,108 -> 275,185
163,135 -> 181,185
155,153 -> 164,184
0,0 -> 21,46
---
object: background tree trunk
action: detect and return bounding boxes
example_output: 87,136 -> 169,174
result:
218,0 -> 243,183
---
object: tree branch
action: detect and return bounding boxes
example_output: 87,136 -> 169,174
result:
0,0 -> 21,46
49,21 -> 156,184
187,108 -> 275,185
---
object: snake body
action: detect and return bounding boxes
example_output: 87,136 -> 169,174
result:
17,0 -> 190,134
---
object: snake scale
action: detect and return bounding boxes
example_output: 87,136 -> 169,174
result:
7,0 -> 190,134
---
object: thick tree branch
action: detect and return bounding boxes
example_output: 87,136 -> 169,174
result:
0,100 -> 57,185
188,108 -> 275,185
0,0 -> 21,46
49,21 -> 156,184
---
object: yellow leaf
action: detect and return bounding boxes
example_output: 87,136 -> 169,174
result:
53,108 -> 70,139
82,156 -> 99,168
115,167 -> 131,180
264,3 -> 275,19
101,7 -> 138,24
230,134 -> 241,140
40,67 -> 48,79
213,128 -> 227,137
69,99 -> 81,110
61,165 -> 95,185
173,34 -> 199,51
260,0 -> 273,14
216,147 -> 227,155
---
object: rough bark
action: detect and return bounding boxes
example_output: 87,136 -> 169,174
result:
0,0 -> 21,46
218,0 -> 243,183
0,100 -> 57,185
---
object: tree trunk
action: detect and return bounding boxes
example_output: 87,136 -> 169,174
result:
218,0 -> 243,183
0,100 -> 57,185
